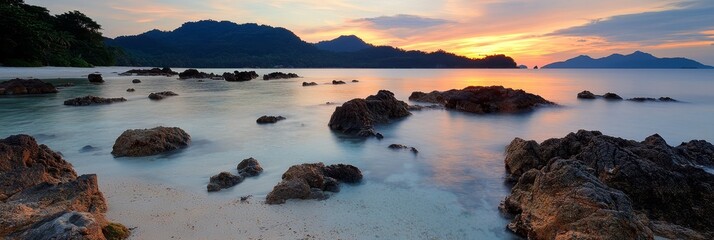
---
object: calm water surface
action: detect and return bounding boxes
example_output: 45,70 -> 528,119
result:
1,67 -> 713,239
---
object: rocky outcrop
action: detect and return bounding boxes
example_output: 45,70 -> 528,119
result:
178,69 -> 216,79
64,96 -> 127,106
302,82 -> 318,86
502,130 -> 714,239
388,144 -> 419,154
111,126 -> 190,157
223,71 -> 259,82
332,80 -> 346,85
256,115 -> 286,124
576,90 -> 596,99
410,86 -> 555,113
628,97 -> 678,102
263,72 -> 299,80
88,74 -> 104,83
207,158 -> 263,192
148,91 -> 178,100
0,134 -> 128,239
265,163 -> 362,204
602,92 -> 623,100
121,67 -> 177,76
0,79 -> 58,95
328,90 -> 411,138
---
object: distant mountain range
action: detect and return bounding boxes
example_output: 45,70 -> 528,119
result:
543,51 -> 713,69
105,20 -> 516,68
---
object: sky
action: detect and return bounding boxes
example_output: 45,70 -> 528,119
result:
27,0 -> 714,67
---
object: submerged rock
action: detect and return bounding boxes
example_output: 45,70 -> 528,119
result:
502,130 -> 714,239
111,126 -> 190,157
0,134 -> 127,239
148,91 -> 178,100
410,86 -> 555,113
179,69 -> 216,79
63,95 -> 127,106
265,163 -> 362,204
577,90 -> 597,99
224,71 -> 259,82
328,90 -> 411,138
628,97 -> 679,102
0,79 -> 58,95
132,79 -> 141,83
602,92 -> 623,100
302,82 -> 318,86
263,72 -> 299,80
126,88 -> 135,92
122,67 -> 177,76
332,80 -> 346,85
88,73 -> 103,83
388,144 -> 419,154
352,80 -> 359,83
256,115 -> 286,124
79,145 -> 99,153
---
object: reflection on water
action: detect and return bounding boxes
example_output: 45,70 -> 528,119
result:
1,67 -> 713,238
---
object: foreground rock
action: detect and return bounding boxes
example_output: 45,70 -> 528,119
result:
263,72 -> 299,80
88,73 -> 104,83
409,86 -> 555,114
178,69 -> 217,79
148,91 -> 178,100
302,82 -> 318,86
207,158 -> 263,192
256,115 -> 286,124
265,163 -> 362,204
121,67 -> 177,76
328,90 -> 411,138
502,130 -> 714,239
0,134 -> 128,239
223,71 -> 259,82
64,95 -> 127,106
111,126 -> 190,157
0,79 -> 58,95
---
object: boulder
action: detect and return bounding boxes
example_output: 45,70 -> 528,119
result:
111,126 -> 190,157
256,115 -> 286,124
207,172 -> 244,192
603,92 -> 623,100
410,86 -> 555,114
0,79 -> 58,95
502,130 -> 714,239
265,163 -> 362,204
88,74 -> 103,83
237,157 -> 263,177
328,90 -> 411,138
64,96 -> 127,106
132,79 -> 141,83
148,91 -> 178,100
263,72 -> 299,80
302,82 -> 318,86
121,68 -> 177,76
577,90 -> 597,99
332,80 -> 346,85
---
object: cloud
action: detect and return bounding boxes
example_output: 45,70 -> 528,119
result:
549,1 -> 714,45
354,14 -> 453,29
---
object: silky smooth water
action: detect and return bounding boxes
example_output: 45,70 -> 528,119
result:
1,67 -> 713,239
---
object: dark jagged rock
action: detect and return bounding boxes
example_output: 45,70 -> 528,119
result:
148,91 -> 178,100
265,163 -> 362,204
628,97 -> 678,102
132,79 -> 141,83
256,115 -> 286,124
63,95 -> 127,106
263,72 -> 299,80
577,90 -> 597,99
178,69 -> 216,79
388,144 -> 419,154
410,86 -> 555,113
126,88 -> 135,92
207,172 -> 244,192
224,71 -> 259,82
0,135 -> 127,239
602,92 -> 623,100
111,126 -> 190,157
332,80 -> 346,85
88,73 -> 103,83
502,130 -> 714,239
122,67 -> 177,76
302,82 -> 318,86
0,79 -> 58,95
328,90 -> 411,138
237,157 -> 263,177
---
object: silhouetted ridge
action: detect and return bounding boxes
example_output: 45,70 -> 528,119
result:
315,35 -> 373,52
543,51 -> 713,69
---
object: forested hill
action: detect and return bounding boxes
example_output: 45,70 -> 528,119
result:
0,0 -> 118,67
106,20 -> 517,68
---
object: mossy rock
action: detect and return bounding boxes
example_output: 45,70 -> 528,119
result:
102,222 -> 130,240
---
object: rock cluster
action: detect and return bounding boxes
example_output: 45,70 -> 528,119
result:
148,91 -> 178,100
328,90 -> 411,138
578,90 -> 678,102
63,95 -> 127,106
502,130 -> 714,239
409,86 -> 555,114
121,67 -> 177,76
0,134 -> 128,239
111,126 -> 190,157
207,158 -> 263,192
88,73 -> 104,83
0,79 -> 58,95
178,69 -> 217,79
263,72 -> 299,80
256,115 -> 286,124
265,163 -> 362,204
223,71 -> 259,82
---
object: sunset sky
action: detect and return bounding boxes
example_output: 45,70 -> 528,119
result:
27,0 -> 714,67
